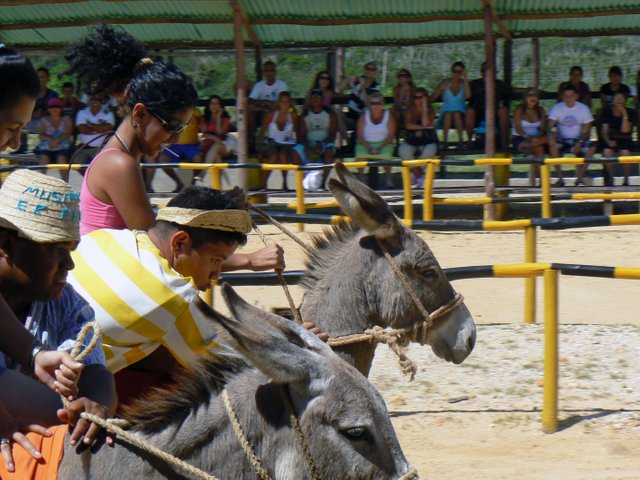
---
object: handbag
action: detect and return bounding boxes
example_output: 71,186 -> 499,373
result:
406,128 -> 437,146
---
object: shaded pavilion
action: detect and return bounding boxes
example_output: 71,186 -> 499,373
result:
3,0 -> 640,217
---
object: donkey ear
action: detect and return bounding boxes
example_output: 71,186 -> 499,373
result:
329,160 -> 400,236
220,283 -> 330,351
196,296 -> 320,384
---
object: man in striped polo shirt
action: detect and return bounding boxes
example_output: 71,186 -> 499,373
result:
68,186 -> 270,404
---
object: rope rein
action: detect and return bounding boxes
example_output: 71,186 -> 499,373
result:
221,390 -> 271,480
62,322 -> 218,480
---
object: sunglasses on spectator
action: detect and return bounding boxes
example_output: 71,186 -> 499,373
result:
414,95 -> 425,99
398,73 -> 410,78
148,109 -> 189,135
453,69 -> 463,73
369,101 -> 383,105
318,75 -> 330,80
366,67 -> 377,71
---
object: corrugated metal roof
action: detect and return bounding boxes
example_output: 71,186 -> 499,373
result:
2,1 -> 640,50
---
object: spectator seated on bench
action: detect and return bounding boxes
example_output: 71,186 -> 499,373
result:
355,92 -> 397,188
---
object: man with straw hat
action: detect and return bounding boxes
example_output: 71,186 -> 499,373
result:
68,186 -> 259,404
0,169 -> 116,473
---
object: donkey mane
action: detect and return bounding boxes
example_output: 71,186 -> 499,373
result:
301,220 -> 360,291
120,351 -> 248,434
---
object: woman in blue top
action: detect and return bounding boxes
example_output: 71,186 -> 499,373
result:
431,61 -> 471,149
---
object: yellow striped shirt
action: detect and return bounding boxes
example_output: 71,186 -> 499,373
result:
68,229 -> 217,372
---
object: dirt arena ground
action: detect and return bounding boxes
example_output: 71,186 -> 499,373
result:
213,222 -> 640,480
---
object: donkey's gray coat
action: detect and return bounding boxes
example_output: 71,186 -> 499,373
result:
299,162 -> 476,376
58,284 -> 414,479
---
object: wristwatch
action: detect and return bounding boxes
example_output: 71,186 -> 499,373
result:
28,339 -> 47,371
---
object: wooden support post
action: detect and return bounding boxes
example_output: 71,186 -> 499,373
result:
327,47 -> 336,77
532,38 -> 540,90
254,45 -> 263,81
336,47 -> 345,83
483,4 -> 497,220
232,1 -> 248,188
503,39 -> 513,110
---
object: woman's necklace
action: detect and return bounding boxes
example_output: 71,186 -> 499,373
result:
114,130 -> 133,156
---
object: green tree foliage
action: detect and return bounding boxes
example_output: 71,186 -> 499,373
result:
25,36 -> 640,101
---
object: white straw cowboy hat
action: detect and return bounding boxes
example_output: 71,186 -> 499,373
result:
0,169 -> 80,242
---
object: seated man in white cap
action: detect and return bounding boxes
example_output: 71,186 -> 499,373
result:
0,170 -> 116,473
69,186 -> 284,405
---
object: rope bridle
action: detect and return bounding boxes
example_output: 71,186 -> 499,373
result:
249,205 -> 465,380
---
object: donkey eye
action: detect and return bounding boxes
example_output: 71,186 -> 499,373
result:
419,268 -> 438,279
341,426 -> 367,440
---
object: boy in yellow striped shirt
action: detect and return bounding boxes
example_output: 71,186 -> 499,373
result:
68,186 -> 268,404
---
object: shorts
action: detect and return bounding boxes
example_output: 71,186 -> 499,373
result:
599,138 -> 634,152
161,143 -> 200,162
355,141 -> 394,160
293,142 -> 336,165
556,138 -> 594,155
39,148 -> 71,161
263,139 -> 294,156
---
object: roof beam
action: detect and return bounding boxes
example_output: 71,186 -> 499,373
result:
230,0 -> 260,48
0,18 -> 229,31
483,0 -> 511,41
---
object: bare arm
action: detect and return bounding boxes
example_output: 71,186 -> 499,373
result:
221,244 -> 285,272
513,107 -> 526,137
430,80 -> 446,103
327,110 -> 338,143
356,114 -> 368,149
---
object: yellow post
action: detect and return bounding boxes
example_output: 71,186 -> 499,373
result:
423,162 -> 436,221
540,164 -> 552,218
210,166 -> 221,190
543,268 -> 559,433
401,165 -> 413,225
295,169 -> 305,232
524,226 -> 537,324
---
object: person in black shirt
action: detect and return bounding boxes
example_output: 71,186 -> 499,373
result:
600,92 -> 636,186
465,62 -> 511,148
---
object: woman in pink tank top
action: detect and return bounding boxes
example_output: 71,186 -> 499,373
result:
67,25 -> 197,235
68,25 -> 285,274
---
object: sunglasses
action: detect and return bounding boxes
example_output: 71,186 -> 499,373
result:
318,76 -> 330,80
369,101 -> 383,105
398,73 -> 410,78
414,95 -> 425,99
366,67 -> 378,72
148,109 -> 189,135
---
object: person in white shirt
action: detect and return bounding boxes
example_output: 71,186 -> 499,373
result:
548,84 -> 596,187
248,61 -> 289,150
73,95 -> 115,165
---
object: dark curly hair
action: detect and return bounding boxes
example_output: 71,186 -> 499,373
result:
65,24 -> 197,117
0,46 -> 40,109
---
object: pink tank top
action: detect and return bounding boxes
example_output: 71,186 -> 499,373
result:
80,148 -> 127,235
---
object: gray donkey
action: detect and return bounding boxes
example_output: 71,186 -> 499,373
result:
58,284 -> 416,479
299,161 -> 476,376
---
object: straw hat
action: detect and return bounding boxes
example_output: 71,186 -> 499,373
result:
0,169 -> 80,242
156,207 -> 252,233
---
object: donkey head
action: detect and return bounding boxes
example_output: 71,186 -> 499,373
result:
328,161 -> 476,364
219,283 -> 415,479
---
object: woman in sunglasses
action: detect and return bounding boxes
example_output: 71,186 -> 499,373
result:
431,61 -> 471,149
65,24 -> 198,234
